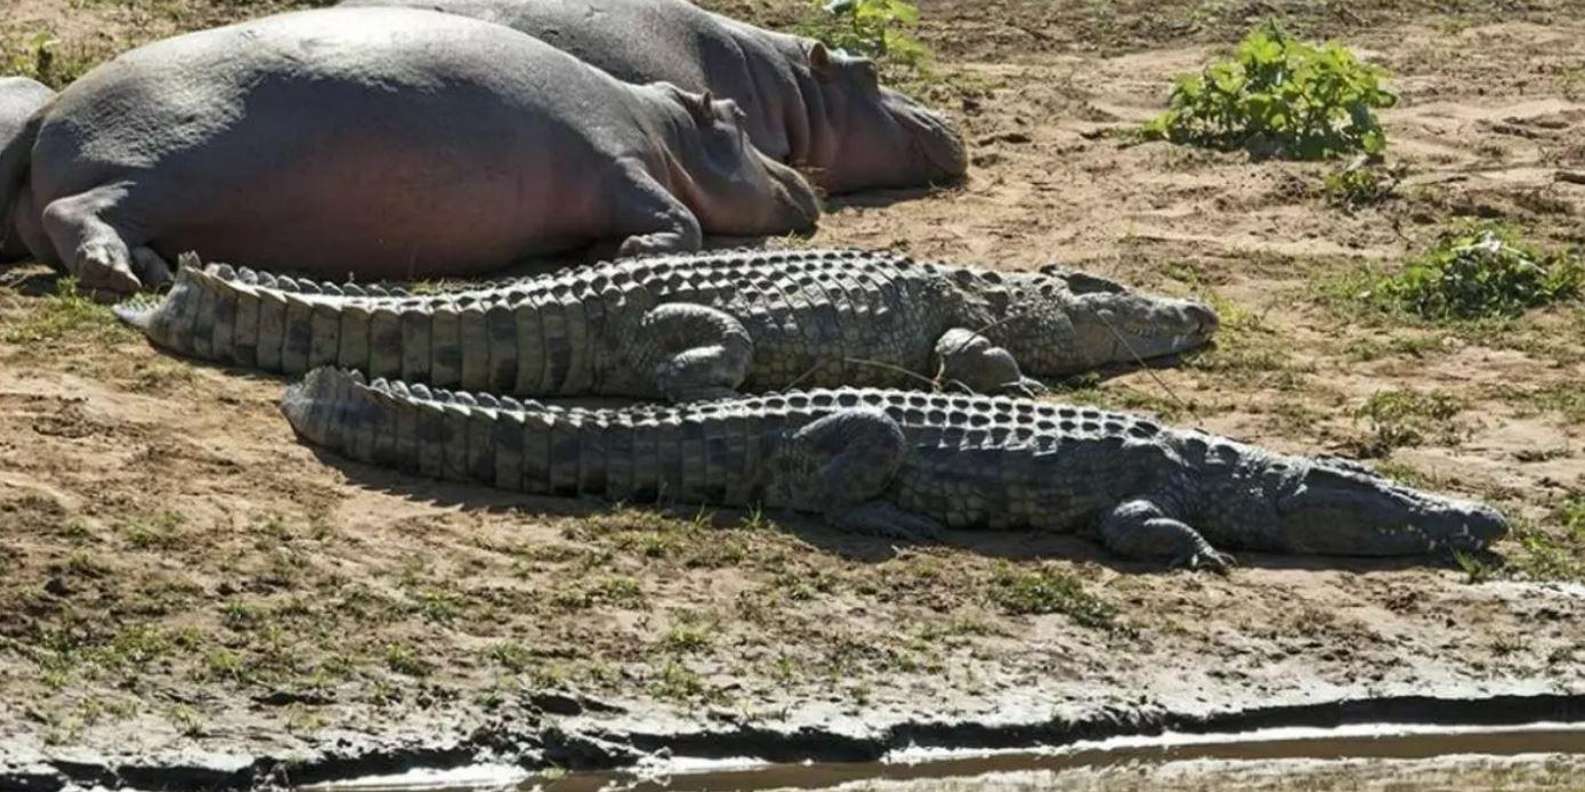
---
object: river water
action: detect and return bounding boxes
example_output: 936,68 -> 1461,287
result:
308,723 -> 1585,791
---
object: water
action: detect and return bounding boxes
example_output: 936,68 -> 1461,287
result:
303,723 -> 1585,791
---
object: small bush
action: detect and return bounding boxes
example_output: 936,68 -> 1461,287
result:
798,0 -> 929,71
1141,22 -> 1396,159
1375,226 -> 1584,321
1323,162 -> 1403,211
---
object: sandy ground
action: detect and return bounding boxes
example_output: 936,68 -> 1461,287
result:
1,0 -> 1583,780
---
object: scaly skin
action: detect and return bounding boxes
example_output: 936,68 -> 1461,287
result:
117,249 -> 1218,401
282,368 -> 1509,568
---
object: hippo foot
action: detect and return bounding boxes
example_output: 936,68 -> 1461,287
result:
131,247 -> 174,291
73,240 -> 142,294
618,231 -> 695,258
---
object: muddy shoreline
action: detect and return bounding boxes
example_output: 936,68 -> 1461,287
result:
6,690 -> 1584,791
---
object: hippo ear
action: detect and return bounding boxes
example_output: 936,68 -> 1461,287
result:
808,42 -> 836,81
687,90 -> 716,127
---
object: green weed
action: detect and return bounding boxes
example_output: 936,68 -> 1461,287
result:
1323,163 -> 1403,211
1374,225 -> 1584,322
796,0 -> 929,72
987,564 -> 1117,629
1351,388 -> 1463,457
1140,21 -> 1396,159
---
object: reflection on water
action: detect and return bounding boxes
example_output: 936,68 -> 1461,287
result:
304,724 -> 1585,792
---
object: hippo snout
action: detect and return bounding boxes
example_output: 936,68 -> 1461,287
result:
763,155 -> 821,231
892,94 -> 967,183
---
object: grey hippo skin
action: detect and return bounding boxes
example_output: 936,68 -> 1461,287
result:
339,0 -> 967,193
0,77 -> 55,263
283,369 -> 1509,569
115,248 -> 1218,400
6,7 -> 819,294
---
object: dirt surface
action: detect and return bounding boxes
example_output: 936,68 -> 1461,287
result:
2,0 -> 1585,785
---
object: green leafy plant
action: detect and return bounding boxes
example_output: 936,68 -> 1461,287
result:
1374,225 -> 1584,321
1141,21 -> 1397,159
798,0 -> 929,70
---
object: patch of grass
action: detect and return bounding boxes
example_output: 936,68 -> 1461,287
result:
119,511 -> 188,551
658,611 -> 716,654
650,660 -> 716,703
1504,498 -> 1585,583
1323,162 -> 1403,211
1372,225 -> 1584,322
485,642 -> 535,674
1181,293 -> 1305,389
1351,388 -> 1464,457
2,278 -> 131,346
0,30 -> 107,89
1453,550 -> 1498,584
1140,21 -> 1396,159
384,642 -> 433,677
986,564 -> 1117,629
550,576 -> 646,611
1492,383 -> 1585,426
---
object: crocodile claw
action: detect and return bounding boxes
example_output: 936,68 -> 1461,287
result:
1172,547 -> 1237,574
999,378 -> 1049,399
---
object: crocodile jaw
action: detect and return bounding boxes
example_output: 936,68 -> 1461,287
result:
1273,463 -> 1508,556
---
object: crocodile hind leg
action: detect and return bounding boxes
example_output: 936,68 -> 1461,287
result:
641,303 -> 755,402
1100,498 -> 1235,572
934,328 -> 1047,397
772,409 -> 945,542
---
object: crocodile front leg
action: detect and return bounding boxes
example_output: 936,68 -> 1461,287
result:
640,303 -> 754,402
772,409 -> 944,542
1100,498 -> 1235,572
934,328 -> 1047,397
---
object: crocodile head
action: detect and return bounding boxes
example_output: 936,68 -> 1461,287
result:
997,268 -> 1219,376
1200,452 -> 1509,556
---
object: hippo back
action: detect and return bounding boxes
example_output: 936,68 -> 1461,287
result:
339,0 -> 967,192
0,77 -> 56,261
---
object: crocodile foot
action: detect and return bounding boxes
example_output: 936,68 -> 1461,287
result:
829,501 -> 947,544
997,377 -> 1049,399
1172,547 -> 1236,574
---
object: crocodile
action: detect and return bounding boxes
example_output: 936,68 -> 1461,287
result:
115,249 -> 1218,401
281,367 -> 1509,568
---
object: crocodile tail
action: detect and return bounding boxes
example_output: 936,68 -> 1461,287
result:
0,106 -> 45,257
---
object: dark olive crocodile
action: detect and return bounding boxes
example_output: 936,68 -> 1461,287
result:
116,248 -> 1217,401
282,368 -> 1508,568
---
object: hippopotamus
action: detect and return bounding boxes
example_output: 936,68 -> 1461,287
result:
2,7 -> 820,293
339,0 -> 968,193
0,77 -> 55,263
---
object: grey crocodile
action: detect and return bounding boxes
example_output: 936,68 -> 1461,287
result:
282,368 -> 1509,568
114,249 -> 1218,401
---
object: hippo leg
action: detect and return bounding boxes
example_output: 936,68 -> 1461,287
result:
934,327 -> 1046,397
641,303 -> 754,401
40,183 -> 146,293
610,166 -> 703,257
130,247 -> 175,290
